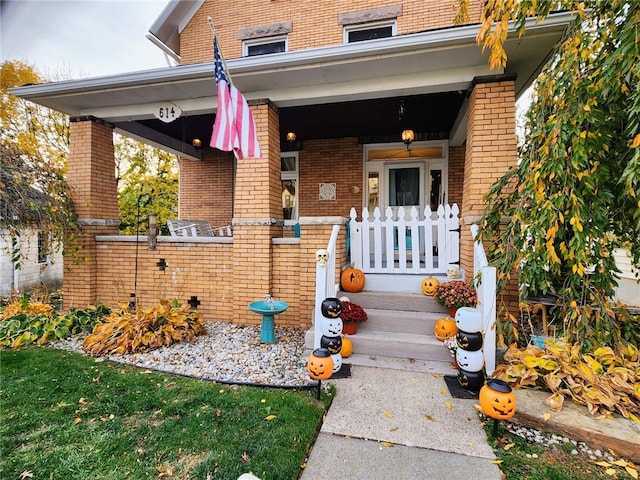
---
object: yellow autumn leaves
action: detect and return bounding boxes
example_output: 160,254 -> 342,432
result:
494,342 -> 640,420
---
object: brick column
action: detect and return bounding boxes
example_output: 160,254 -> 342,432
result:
64,118 -> 119,310
461,80 -> 519,313
232,101 -> 282,324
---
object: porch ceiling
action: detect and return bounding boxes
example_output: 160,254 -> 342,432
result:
11,12 -> 572,156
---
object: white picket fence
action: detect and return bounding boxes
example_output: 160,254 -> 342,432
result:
348,204 -> 460,274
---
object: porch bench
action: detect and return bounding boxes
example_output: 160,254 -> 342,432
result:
167,220 -> 232,237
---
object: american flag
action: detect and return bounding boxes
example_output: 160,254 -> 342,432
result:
210,36 -> 261,159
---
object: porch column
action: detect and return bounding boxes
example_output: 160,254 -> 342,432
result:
232,101 -> 282,324
64,117 -> 119,310
461,79 -> 519,313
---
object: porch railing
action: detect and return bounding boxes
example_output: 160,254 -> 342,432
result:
470,224 -> 497,376
348,204 -> 460,274
313,224 -> 340,349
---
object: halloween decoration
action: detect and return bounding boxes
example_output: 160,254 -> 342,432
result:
446,267 -> 460,279
341,265 -> 366,292
480,378 -> 516,435
455,348 -> 485,372
315,249 -> 330,266
307,348 -> 334,399
319,316 -> 343,337
321,297 -> 343,318
421,277 -> 440,296
331,353 -> 342,373
321,335 -> 342,354
340,336 -> 353,357
456,368 -> 485,392
454,307 -> 483,333
456,330 -> 483,351
434,317 -> 458,341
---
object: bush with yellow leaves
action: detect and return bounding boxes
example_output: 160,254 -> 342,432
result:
494,340 -> 640,420
82,299 -> 207,356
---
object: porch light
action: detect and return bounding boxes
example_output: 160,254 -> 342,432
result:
191,138 -> 202,148
402,129 -> 415,150
286,131 -> 297,142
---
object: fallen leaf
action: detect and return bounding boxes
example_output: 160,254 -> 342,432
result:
390,427 -> 399,432
491,460 -> 503,464
625,466 -> 638,479
445,402 -> 452,410
596,462 -> 612,468
79,397 -> 88,405
613,460 -> 628,467
543,412 -> 551,421
441,388 -> 447,394
261,399 -> 266,403
74,417 -> 82,424
605,468 -> 617,476
19,471 -> 34,479
503,443 -> 515,451
383,411 -> 394,418
423,414 -> 435,421
241,452 -> 250,463
381,441 -> 394,447
431,373 -> 444,378
265,415 -> 277,421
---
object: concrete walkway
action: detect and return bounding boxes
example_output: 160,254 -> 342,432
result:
300,364 -> 502,480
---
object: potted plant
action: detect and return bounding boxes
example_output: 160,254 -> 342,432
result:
443,336 -> 459,368
433,280 -> 477,318
340,301 -> 367,335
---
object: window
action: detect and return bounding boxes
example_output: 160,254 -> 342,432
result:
243,36 -> 287,57
281,153 -> 298,224
344,20 -> 395,43
37,232 -> 48,264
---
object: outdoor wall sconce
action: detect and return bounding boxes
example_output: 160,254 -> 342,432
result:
191,138 -> 202,149
148,213 -> 158,250
402,129 -> 415,150
286,131 -> 296,142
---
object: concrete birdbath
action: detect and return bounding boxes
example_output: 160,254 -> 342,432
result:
248,296 -> 289,344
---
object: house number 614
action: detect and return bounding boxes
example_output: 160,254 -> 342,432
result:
154,103 -> 182,123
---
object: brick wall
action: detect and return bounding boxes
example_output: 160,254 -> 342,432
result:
180,0 -> 483,64
448,145 -> 465,206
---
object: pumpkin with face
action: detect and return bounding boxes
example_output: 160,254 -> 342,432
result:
341,266 -> 366,292
421,277 -> 440,296
434,318 -> 458,341
457,368 -> 485,392
307,348 -> 334,380
456,330 -> 483,351
340,336 -> 353,357
320,316 -> 343,337
321,297 -> 343,318
455,348 -> 485,372
321,335 -> 343,354
480,379 -> 516,420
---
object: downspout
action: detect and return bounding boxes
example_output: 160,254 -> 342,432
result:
11,235 -> 19,293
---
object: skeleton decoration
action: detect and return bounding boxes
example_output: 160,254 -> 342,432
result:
315,249 -> 330,266
446,267 -> 460,279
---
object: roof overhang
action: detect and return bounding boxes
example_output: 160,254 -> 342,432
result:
11,12 -> 572,156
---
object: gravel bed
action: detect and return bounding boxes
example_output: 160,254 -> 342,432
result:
50,323 -> 315,388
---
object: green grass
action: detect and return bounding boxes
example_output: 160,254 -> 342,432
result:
1,347 -> 330,480
485,420 -> 637,480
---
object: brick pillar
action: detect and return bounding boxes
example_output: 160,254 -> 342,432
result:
461,80 -> 519,313
232,101 -> 282,324
64,118 -> 119,310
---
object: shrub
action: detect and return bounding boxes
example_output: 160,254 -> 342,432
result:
82,299 -> 207,356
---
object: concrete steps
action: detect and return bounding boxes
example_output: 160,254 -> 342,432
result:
306,290 -> 456,373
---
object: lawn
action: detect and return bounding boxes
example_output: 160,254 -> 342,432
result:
0,347 -> 330,480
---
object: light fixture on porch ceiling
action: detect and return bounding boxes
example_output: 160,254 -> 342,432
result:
402,129 -> 415,151
192,138 -> 202,149
286,132 -> 296,142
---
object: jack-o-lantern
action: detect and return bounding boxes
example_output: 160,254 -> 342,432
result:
457,368 -> 485,392
421,277 -> 440,296
331,353 -> 342,373
340,336 -> 353,357
454,307 -> 483,333
434,318 -> 458,341
455,348 -> 484,372
320,316 -> 343,337
341,265 -> 366,293
307,348 -> 334,380
321,297 -> 343,318
479,379 -> 516,420
321,335 -> 342,354
456,330 -> 483,351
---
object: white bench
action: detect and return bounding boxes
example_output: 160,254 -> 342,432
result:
167,220 -> 232,237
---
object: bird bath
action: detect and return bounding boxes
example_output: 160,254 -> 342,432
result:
248,299 -> 289,344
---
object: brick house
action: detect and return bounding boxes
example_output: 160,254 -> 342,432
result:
12,1 -> 572,331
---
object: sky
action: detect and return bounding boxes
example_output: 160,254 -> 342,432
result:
1,0 -> 173,79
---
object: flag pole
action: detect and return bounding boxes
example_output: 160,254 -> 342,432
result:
207,17 -> 233,83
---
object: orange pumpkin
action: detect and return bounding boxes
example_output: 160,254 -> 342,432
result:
307,348 -> 334,380
434,317 -> 458,341
341,265 -> 365,292
479,379 -> 516,420
340,336 -> 354,357
421,277 -> 440,296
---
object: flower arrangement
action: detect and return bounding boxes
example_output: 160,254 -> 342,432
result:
340,301 -> 368,323
443,336 -> 458,356
433,280 -> 477,309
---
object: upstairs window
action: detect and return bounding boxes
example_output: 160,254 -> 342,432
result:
344,20 -> 396,43
243,36 -> 287,57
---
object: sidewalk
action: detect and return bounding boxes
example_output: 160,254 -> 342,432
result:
300,364 -> 502,480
